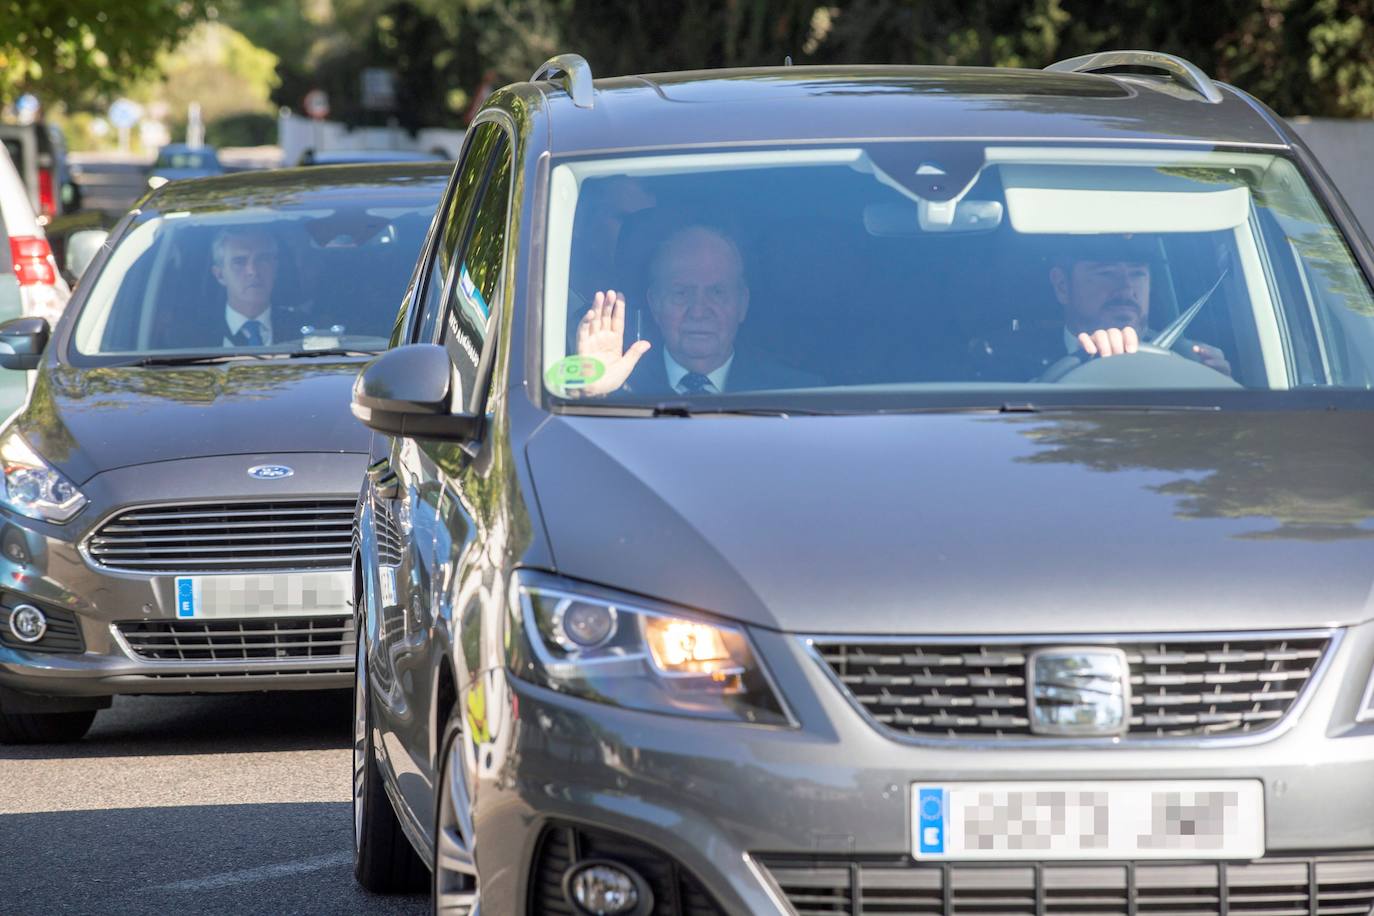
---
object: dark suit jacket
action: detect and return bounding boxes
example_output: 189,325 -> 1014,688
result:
624,346 -> 822,396
970,323 -> 1214,382
176,305 -> 309,350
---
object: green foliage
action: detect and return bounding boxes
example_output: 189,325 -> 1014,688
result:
206,112 -> 278,146
0,0 -> 208,107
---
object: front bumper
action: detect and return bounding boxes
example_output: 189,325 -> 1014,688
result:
0,454 -> 363,700
470,621 -> 1374,914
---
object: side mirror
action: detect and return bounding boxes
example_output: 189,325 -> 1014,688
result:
351,344 -> 481,440
64,229 -> 108,282
0,317 -> 52,371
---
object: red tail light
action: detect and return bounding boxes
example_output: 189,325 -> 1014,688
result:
37,167 -> 56,219
9,236 -> 57,286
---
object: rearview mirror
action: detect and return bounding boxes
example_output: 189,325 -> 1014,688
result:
0,317 -> 52,371
65,229 -> 108,282
351,344 -> 481,440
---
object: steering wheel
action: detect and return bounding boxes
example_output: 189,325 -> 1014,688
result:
1037,342 -> 1241,389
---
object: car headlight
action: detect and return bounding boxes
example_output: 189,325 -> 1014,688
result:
0,432 -> 87,523
506,571 -> 790,726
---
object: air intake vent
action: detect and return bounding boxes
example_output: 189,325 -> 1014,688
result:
815,634 -> 1330,740
760,853 -> 1374,916
88,499 -> 356,573
117,615 -> 352,662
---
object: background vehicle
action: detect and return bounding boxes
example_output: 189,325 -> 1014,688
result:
0,163 -> 449,744
297,148 -> 450,167
352,53 -> 1374,912
0,121 -> 78,223
146,142 -> 224,189
0,144 -> 69,325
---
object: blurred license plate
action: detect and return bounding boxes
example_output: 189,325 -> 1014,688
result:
913,781 -> 1263,860
172,572 -> 350,619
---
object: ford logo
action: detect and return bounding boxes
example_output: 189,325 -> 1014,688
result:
248,464 -> 295,480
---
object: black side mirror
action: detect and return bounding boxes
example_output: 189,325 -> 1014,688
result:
351,344 -> 481,441
0,317 -> 51,370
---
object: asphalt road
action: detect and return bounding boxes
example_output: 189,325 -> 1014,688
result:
0,691 -> 429,915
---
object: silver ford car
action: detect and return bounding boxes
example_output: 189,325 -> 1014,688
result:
0,164 -> 448,743
351,54 -> 1374,912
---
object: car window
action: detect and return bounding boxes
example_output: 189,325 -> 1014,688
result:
540,144 -> 1374,407
440,131 -> 512,413
69,177 -> 445,362
414,123 -> 504,344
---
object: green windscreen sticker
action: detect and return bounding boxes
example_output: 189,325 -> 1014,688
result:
545,355 -> 606,390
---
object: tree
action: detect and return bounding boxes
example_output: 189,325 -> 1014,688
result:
0,0 -> 209,108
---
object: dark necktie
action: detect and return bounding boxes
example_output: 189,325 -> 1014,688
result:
239,320 -> 264,346
678,372 -> 714,393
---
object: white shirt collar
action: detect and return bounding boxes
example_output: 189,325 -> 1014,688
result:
225,305 -> 272,344
664,350 -> 734,394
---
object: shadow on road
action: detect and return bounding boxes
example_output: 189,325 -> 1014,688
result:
0,801 -> 428,915
0,690 -> 352,761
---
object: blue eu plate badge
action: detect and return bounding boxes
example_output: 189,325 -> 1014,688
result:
916,787 -> 946,855
175,577 -> 197,618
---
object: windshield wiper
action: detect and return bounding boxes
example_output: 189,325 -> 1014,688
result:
124,352 -> 284,367
650,402 -> 821,417
284,347 -> 377,358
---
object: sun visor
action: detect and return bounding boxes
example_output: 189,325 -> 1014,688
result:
1000,164 -> 1252,235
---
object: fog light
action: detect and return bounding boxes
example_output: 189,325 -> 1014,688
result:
9,604 -> 46,643
563,860 -> 651,916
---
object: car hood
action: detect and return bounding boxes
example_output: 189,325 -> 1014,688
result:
526,410 -> 1374,635
15,360 -> 370,484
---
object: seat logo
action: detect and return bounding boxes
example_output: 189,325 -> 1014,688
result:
1027,647 -> 1130,737
247,464 -> 294,480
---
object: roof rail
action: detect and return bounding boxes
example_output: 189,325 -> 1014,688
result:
531,54 -> 594,109
1045,50 -> 1223,104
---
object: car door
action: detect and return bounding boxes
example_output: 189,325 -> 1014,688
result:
371,120 -> 513,823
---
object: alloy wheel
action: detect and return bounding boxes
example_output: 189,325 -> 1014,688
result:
434,732 -> 480,914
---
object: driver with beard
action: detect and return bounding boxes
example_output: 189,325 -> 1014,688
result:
973,235 -> 1232,381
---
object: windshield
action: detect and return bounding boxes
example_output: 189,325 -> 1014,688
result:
71,188 -> 442,361
541,144 -> 1374,409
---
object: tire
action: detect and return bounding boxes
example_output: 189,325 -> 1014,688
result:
0,709 -> 96,744
353,626 -> 428,893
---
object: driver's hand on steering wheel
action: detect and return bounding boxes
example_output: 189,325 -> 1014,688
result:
1076,327 -> 1139,358
1188,342 -> 1232,377
1076,327 -> 1233,377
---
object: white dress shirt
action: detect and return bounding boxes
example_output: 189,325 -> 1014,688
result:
664,350 -> 734,393
225,305 -> 273,346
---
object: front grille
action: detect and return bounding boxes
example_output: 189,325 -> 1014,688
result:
0,601 -> 84,654
530,824 -> 724,916
116,615 -> 352,662
761,853 -> 1374,916
374,498 -> 403,567
87,499 -> 356,572
815,634 -> 1330,740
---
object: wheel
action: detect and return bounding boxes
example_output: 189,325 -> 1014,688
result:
1038,343 -> 1240,388
0,709 -> 96,744
433,718 -> 480,915
353,625 -> 428,892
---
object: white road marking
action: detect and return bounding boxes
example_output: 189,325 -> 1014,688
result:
148,852 -> 353,892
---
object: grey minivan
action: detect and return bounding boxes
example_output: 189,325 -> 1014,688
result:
0,163 -> 447,743
351,53 -> 1374,913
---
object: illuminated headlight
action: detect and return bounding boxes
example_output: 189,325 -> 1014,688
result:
0,431 -> 87,523
507,571 -> 790,725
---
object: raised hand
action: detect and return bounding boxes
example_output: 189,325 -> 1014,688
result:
575,289 -> 651,396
